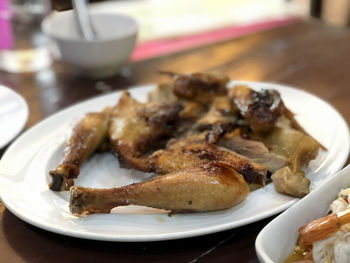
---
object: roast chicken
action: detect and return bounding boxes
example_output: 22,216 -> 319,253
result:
49,71 -> 323,215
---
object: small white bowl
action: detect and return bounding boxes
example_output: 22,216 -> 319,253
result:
256,164 -> 350,263
42,11 -> 138,78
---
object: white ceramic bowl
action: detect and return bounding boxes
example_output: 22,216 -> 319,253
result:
42,11 -> 138,78
256,164 -> 350,263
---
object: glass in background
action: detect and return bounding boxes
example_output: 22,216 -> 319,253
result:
0,0 -> 51,73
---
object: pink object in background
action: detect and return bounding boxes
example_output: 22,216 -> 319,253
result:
131,17 -> 300,62
0,0 -> 13,50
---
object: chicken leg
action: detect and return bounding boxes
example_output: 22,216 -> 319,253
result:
69,162 -> 249,215
49,112 -> 109,191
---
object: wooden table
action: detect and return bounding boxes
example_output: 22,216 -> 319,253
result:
1,20 -> 350,262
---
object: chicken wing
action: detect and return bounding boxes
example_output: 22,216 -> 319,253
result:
69,162 -> 249,215
49,112 -> 109,191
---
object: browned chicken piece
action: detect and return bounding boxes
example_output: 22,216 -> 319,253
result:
148,72 -> 236,136
178,101 -> 205,119
204,123 -> 235,144
217,130 -> 287,172
147,83 -> 178,103
213,96 -> 236,115
147,82 -> 206,124
174,101 -> 207,136
271,167 -> 310,197
69,162 -> 250,215
49,112 -> 109,191
194,96 -> 238,143
263,127 -> 321,172
108,91 -> 182,170
160,71 -> 230,104
261,126 -> 321,197
197,96 -> 237,128
230,85 -> 285,133
148,87 -> 206,136
148,133 -> 268,186
217,129 -> 269,156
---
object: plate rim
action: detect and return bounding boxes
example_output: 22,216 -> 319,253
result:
0,81 -> 349,242
0,85 -> 28,149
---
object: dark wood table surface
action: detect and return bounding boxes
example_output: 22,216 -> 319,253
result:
1,20 -> 350,263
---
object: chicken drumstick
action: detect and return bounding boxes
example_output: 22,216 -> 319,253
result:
69,162 -> 249,215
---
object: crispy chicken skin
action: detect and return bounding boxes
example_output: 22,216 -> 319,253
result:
108,91 -> 182,170
230,85 -> 285,133
49,112 -> 109,191
69,162 -> 249,215
148,134 -> 268,186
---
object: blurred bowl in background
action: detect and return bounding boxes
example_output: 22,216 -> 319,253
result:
42,11 -> 138,78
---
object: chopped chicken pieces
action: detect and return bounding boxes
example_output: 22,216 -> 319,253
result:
49,71 -> 323,215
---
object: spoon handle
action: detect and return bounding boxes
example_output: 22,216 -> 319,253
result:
72,0 -> 96,41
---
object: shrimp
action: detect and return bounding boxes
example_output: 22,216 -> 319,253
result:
298,208 -> 350,246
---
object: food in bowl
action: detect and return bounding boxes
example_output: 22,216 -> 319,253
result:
285,188 -> 350,263
48,71 -> 323,216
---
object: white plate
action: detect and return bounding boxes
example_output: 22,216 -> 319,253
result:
0,82 -> 348,242
0,85 -> 28,149
255,165 -> 350,263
